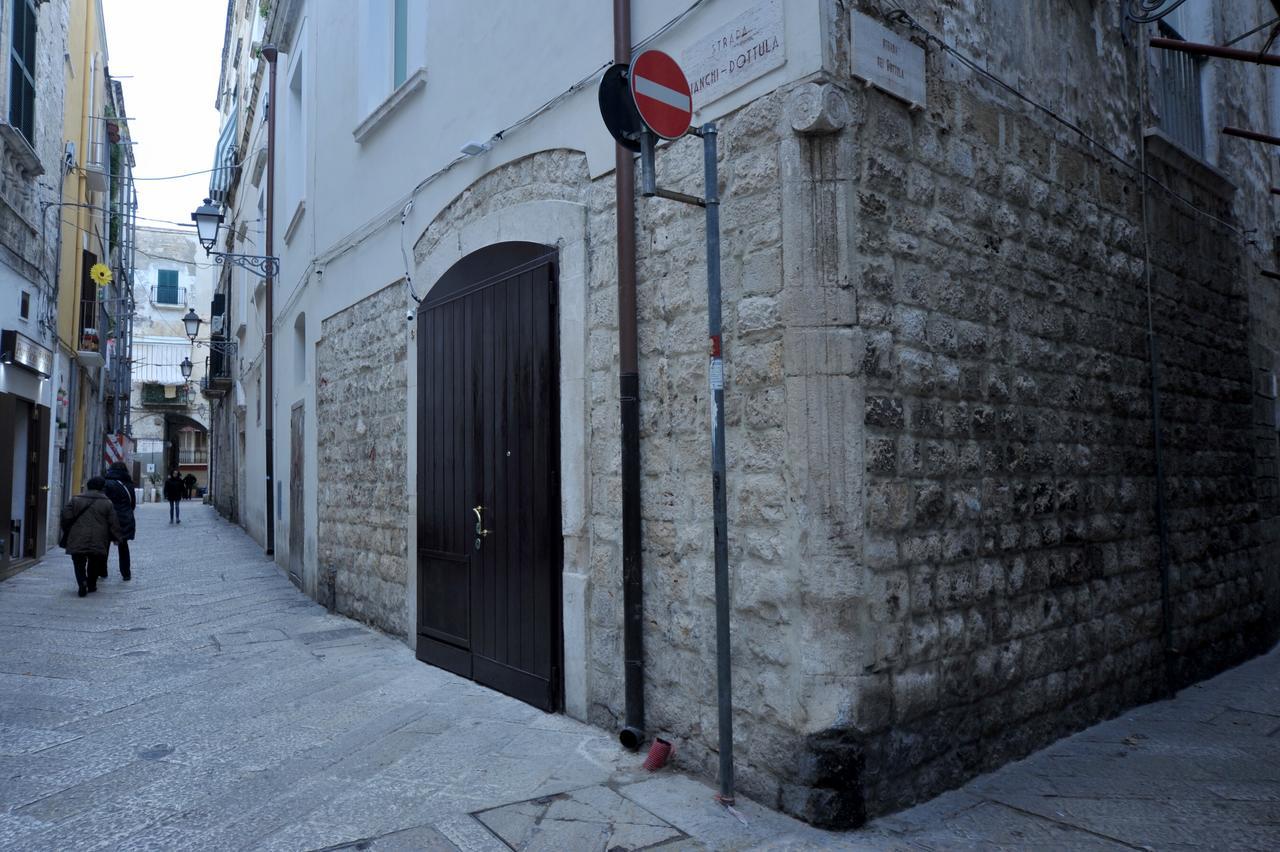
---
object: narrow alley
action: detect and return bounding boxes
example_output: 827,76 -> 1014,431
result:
0,503 -> 840,850
3,504 -> 1279,850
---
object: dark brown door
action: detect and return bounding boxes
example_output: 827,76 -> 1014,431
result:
416,242 -> 561,711
26,404 -> 49,558
289,402 -> 304,588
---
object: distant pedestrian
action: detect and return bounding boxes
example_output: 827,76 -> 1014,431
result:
61,477 -> 122,597
164,469 -> 185,523
102,461 -> 136,581
183,473 -> 197,500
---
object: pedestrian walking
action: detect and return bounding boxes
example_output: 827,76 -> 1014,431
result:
183,473 -> 197,500
60,477 -> 122,597
164,469 -> 185,523
102,460 -> 136,581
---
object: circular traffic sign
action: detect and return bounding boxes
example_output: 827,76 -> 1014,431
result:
629,50 -> 692,140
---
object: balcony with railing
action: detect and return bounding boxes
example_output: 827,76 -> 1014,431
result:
141,382 -> 191,407
178,447 -> 209,465
151,283 -> 189,307
1154,19 -> 1206,160
200,338 -> 236,398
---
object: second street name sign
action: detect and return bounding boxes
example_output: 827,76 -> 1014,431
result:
682,0 -> 786,110
850,11 -> 926,109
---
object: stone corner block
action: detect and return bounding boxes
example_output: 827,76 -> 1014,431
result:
786,82 -> 853,136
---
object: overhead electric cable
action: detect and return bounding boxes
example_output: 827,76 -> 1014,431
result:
299,0 -> 713,280
886,8 -> 1251,239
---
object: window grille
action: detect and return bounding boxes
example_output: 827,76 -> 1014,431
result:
1155,19 -> 1205,159
178,430 -> 208,465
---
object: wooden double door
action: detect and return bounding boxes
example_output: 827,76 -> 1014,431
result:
416,242 -> 562,711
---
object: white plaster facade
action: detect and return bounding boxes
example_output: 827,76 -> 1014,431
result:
215,0 -> 825,650
129,227 -> 214,491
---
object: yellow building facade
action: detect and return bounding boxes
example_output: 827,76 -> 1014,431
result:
56,0 -> 128,494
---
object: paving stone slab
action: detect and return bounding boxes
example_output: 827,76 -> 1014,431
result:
476,785 -> 686,851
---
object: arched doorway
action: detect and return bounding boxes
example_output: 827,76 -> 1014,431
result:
415,242 -> 562,711
166,414 -> 208,497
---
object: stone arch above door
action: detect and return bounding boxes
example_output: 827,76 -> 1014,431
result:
407,159 -> 590,718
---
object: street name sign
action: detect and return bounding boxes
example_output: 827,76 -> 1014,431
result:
851,10 -> 926,109
682,0 -> 786,110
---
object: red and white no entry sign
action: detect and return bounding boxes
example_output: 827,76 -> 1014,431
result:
629,50 -> 692,140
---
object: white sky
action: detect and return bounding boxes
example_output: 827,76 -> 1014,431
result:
102,0 -> 227,229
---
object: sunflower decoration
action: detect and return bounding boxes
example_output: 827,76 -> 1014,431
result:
89,262 -> 113,288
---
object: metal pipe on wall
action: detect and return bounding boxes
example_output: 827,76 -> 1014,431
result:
261,44 -> 279,556
613,0 -> 646,752
1137,19 -> 1177,695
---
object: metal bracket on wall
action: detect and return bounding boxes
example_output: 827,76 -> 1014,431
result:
211,252 -> 279,279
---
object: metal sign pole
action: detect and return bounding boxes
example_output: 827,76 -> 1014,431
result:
637,123 -> 734,805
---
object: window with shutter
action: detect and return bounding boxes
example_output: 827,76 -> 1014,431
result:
8,0 -> 37,146
156,269 -> 180,305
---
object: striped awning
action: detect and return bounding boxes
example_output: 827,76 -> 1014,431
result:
208,104 -> 239,204
133,339 -> 189,386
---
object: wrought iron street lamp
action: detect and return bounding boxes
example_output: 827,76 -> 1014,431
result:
182,308 -> 203,342
179,309 -> 238,357
190,197 -> 280,278
180,356 -> 193,381
191,197 -> 223,251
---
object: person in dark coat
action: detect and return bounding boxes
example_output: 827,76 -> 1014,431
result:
163,469 -> 185,523
61,477 -> 122,597
183,473 -> 197,499
102,461 -> 136,581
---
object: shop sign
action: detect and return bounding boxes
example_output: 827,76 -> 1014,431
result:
1,329 -> 53,377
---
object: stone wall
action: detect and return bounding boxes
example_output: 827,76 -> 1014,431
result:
774,0 -> 1280,824
584,91 -> 810,810
316,282 -> 409,636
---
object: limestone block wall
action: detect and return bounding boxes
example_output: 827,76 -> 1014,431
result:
580,90 -> 818,812
846,86 -> 1272,817
795,0 -> 1280,822
316,283 -> 409,636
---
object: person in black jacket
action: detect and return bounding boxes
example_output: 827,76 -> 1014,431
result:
61,477 -> 122,597
163,469 -> 185,523
102,461 -> 136,581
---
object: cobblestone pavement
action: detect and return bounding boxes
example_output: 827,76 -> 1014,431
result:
1,502 -> 1278,850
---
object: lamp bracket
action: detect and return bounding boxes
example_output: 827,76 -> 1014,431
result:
192,338 -> 239,355
211,251 -> 279,279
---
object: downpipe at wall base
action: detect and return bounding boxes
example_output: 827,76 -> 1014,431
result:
620,373 -> 644,751
613,0 -> 646,752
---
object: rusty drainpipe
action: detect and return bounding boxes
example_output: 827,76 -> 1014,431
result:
261,44 -> 279,556
614,0 -> 645,751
